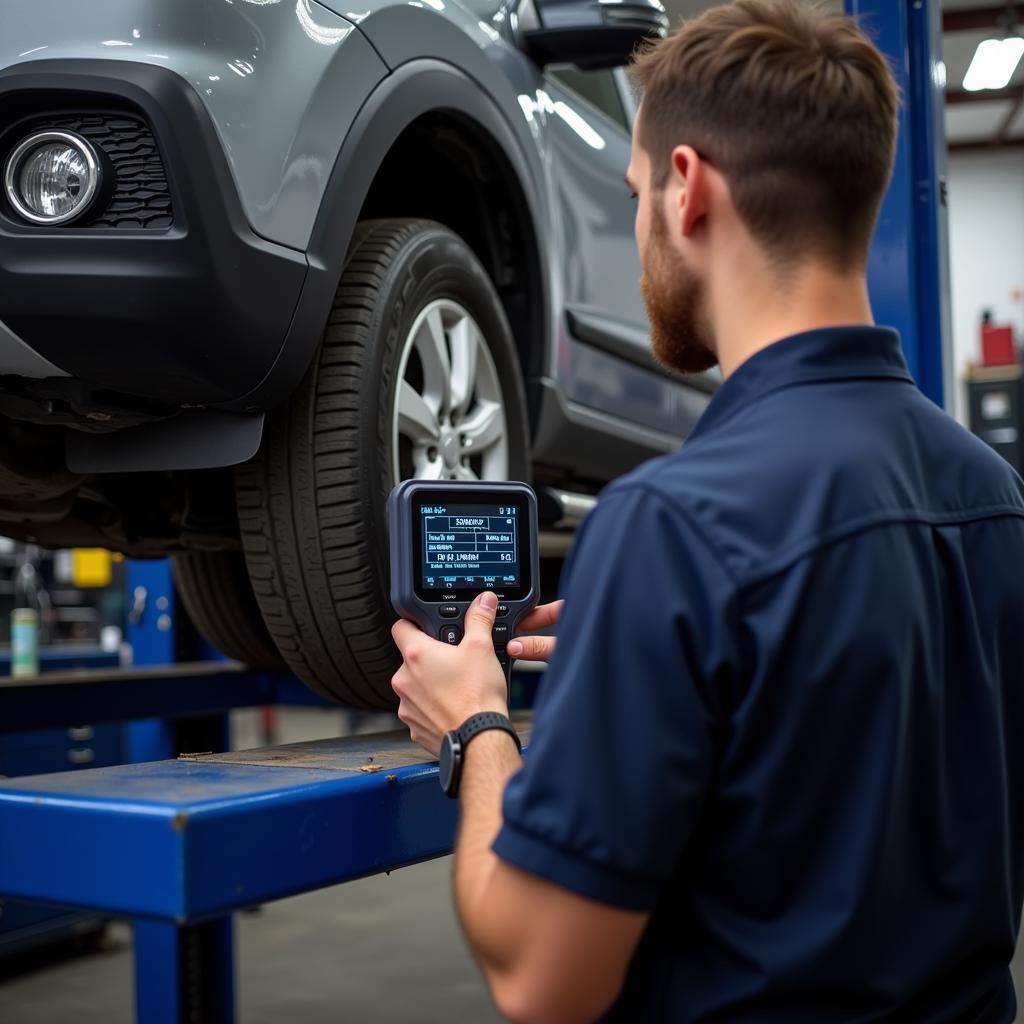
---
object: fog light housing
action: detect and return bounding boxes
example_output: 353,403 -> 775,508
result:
3,130 -> 101,226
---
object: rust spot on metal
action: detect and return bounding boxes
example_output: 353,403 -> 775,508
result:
358,764 -> 384,773
170,812 -> 189,831
386,774 -> 398,784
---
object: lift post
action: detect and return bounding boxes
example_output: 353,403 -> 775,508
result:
849,0 -> 952,408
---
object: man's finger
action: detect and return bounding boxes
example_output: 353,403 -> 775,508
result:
391,618 -> 423,654
465,590 -> 499,642
518,600 -> 564,632
506,635 -> 556,662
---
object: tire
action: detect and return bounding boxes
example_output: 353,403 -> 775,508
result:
236,219 -> 530,707
171,550 -> 285,669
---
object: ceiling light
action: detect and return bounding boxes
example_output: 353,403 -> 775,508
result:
963,36 -> 1024,92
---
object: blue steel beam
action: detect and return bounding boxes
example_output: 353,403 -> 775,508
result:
0,664 -> 329,734
0,662 -> 538,734
0,744 -> 458,923
126,558 -> 184,764
848,0 -> 952,408
134,917 -> 235,1023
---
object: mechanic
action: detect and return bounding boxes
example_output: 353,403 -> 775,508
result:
390,1 -> 1024,1021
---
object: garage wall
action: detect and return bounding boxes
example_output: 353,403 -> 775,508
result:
946,149 -> 1024,424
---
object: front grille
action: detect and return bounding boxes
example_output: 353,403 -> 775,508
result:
22,112 -> 173,230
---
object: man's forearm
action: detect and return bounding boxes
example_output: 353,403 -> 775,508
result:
453,729 -> 523,967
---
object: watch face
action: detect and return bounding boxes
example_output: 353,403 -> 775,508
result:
439,732 -> 457,794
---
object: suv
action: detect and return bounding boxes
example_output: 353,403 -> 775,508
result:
0,0 -> 710,707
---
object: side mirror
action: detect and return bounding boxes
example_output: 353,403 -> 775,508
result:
521,0 -> 668,71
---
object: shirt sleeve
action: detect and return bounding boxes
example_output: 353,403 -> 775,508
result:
493,484 -> 737,911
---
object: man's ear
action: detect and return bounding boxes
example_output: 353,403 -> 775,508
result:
671,145 -> 708,239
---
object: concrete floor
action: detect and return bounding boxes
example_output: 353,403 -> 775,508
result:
0,708 -> 1022,1022
0,859 -> 501,1024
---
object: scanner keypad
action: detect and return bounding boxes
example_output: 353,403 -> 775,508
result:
436,598 -> 513,674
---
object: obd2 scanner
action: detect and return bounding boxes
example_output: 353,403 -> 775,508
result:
388,480 -> 540,682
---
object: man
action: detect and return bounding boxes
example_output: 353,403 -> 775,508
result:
391,1 -> 1024,1020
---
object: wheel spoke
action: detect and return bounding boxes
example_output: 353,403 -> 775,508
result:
397,380 -> 441,445
394,298 -> 510,485
449,317 -> 480,419
460,400 -> 504,453
414,454 -> 445,480
414,306 -> 452,418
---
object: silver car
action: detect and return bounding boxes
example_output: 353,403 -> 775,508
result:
0,0 -> 710,705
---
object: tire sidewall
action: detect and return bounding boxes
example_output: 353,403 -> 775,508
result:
348,223 -> 531,607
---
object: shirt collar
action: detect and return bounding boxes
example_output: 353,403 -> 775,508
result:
687,326 -> 913,442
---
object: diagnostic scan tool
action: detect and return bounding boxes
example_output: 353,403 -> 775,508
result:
388,480 -> 540,681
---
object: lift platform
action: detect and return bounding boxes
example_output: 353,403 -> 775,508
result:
0,708 -> 529,1022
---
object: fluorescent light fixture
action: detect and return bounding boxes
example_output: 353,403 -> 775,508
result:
963,37 -> 1024,92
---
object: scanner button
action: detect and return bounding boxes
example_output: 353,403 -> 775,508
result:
439,605 -> 460,619
491,623 -> 510,647
496,603 -> 509,618
440,625 -> 462,646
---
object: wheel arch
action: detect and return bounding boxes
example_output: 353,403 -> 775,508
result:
232,59 -> 552,425
358,109 -> 547,427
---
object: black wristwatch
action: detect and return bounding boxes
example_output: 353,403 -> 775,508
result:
439,712 -> 521,798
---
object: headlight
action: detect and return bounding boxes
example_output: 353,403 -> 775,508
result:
3,130 -> 101,226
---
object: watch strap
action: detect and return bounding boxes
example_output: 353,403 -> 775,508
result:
457,711 -> 522,754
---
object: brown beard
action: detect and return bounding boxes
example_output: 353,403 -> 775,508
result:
640,205 -> 717,375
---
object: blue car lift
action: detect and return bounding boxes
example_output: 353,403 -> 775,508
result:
0,688 -> 471,1023
0,2 -> 948,1020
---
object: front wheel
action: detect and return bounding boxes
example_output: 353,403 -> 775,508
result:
237,220 -> 530,707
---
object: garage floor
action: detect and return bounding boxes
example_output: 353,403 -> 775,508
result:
0,858 -> 500,1024
0,708 -> 1021,1022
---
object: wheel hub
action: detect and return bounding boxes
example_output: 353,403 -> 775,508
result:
440,429 -> 461,470
392,298 -> 509,484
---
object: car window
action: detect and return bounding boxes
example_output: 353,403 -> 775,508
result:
547,67 -> 630,133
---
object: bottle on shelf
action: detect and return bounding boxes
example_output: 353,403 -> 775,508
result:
11,555 -> 42,678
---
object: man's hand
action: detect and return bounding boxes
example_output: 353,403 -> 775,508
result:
391,591 -> 509,757
506,599 -> 564,663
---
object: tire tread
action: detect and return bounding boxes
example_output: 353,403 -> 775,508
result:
171,551 -> 285,669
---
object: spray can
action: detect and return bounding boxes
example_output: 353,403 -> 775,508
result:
11,607 -> 39,677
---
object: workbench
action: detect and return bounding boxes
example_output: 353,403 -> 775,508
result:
0,660 -> 328,735
0,722 -> 527,1022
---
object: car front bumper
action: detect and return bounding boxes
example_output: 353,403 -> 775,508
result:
0,59 -> 307,414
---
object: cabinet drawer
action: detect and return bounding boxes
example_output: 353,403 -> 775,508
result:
0,732 -> 124,777
0,724 -> 121,754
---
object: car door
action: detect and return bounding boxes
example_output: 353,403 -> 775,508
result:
539,65 -> 691,438
544,66 -> 643,327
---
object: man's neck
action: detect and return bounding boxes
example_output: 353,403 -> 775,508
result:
710,260 -> 874,379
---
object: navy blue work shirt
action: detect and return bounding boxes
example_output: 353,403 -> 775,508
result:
493,327 -> 1024,1022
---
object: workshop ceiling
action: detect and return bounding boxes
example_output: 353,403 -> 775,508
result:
658,1 -> 1024,152
944,4 -> 1024,150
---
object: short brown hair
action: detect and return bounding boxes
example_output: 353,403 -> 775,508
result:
631,0 -> 900,270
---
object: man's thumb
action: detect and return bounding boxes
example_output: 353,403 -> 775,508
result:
467,590 -> 498,639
